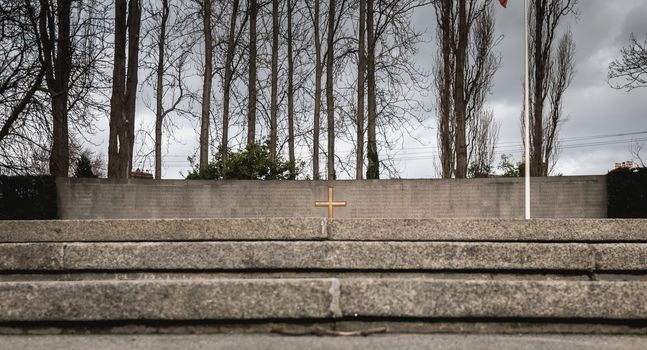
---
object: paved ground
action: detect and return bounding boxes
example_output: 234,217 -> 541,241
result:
1,334 -> 646,350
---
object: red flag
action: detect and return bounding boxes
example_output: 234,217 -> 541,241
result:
499,0 -> 508,8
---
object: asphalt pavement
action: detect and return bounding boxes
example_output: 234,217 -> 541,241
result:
1,334 -> 645,350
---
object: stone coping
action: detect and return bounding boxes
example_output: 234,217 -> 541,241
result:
2,278 -> 647,321
1,218 -> 646,242
3,241 -> 647,272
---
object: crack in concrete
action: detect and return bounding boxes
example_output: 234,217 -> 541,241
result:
328,278 -> 342,318
61,243 -> 68,271
321,219 -> 329,240
590,244 -> 598,274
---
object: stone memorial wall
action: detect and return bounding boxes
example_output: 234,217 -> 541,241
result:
56,176 -> 607,219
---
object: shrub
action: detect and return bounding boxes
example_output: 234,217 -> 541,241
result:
607,167 -> 647,218
0,176 -> 58,220
185,141 -> 303,180
73,153 -> 98,178
497,154 -> 525,177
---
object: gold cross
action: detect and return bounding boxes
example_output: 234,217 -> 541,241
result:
315,185 -> 347,219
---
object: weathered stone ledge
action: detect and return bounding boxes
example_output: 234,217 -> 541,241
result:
0,218 -> 326,243
1,278 -> 647,321
328,219 -> 647,242
2,241 -> 647,271
1,218 -> 646,243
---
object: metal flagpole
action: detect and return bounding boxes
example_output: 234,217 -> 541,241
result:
524,0 -> 531,220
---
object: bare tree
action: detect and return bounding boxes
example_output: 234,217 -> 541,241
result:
152,0 -> 170,179
29,0 -> 112,177
221,0 -> 247,167
467,109 -> 500,177
433,0 -> 500,179
269,0 -> 279,159
196,0 -> 213,170
526,0 -> 577,176
354,0 -> 366,179
361,0 -> 432,179
276,0 -> 313,179
631,139 -> 645,168
286,0 -> 296,176
36,0 -> 72,177
365,0 -> 377,179
311,0 -> 323,179
140,0 -> 192,179
452,0 -> 469,179
325,0 -> 337,179
1,0 -> 111,175
543,32 -> 575,174
247,0 -> 258,145
108,0 -> 141,179
0,1 -> 44,146
434,0 -> 453,179
609,33 -> 647,91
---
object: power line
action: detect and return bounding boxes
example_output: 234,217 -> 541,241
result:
157,130 -> 647,163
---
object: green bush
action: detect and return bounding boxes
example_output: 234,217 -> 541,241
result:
497,154 -> 525,177
185,141 -> 303,180
607,167 -> 647,218
468,163 -> 492,178
0,176 -> 58,220
73,153 -> 98,178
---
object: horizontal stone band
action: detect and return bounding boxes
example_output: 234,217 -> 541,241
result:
2,278 -> 647,321
2,218 -> 647,243
2,241 -> 647,271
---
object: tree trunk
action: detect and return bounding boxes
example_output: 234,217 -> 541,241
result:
125,0 -> 141,175
287,0 -> 295,178
52,0 -> 71,177
247,0 -> 257,145
326,0 -> 336,180
356,0 -> 366,180
366,0 -> 378,179
200,0 -> 212,170
50,86 -> 70,177
453,0 -> 468,179
108,0 -> 140,179
438,1 -> 453,179
39,0 -> 71,177
154,0 -> 169,180
531,0 -> 545,177
269,0 -> 279,159
222,0 -> 240,167
313,0 -> 321,180
108,0 -> 127,179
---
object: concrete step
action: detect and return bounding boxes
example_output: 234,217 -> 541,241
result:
2,218 -> 647,242
2,241 -> 647,272
0,272 -> 605,282
1,277 -> 647,322
0,218 -> 324,242
2,218 -> 647,331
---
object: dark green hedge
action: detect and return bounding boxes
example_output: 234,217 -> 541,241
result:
0,176 -> 58,220
607,167 -> 647,218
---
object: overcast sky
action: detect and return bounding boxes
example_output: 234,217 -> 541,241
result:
92,0 -> 647,179
398,0 -> 647,178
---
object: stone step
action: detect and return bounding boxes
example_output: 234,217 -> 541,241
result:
2,278 -> 647,322
0,218 -> 325,243
2,218 -> 647,243
0,272 -> 604,282
2,241 -> 647,272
